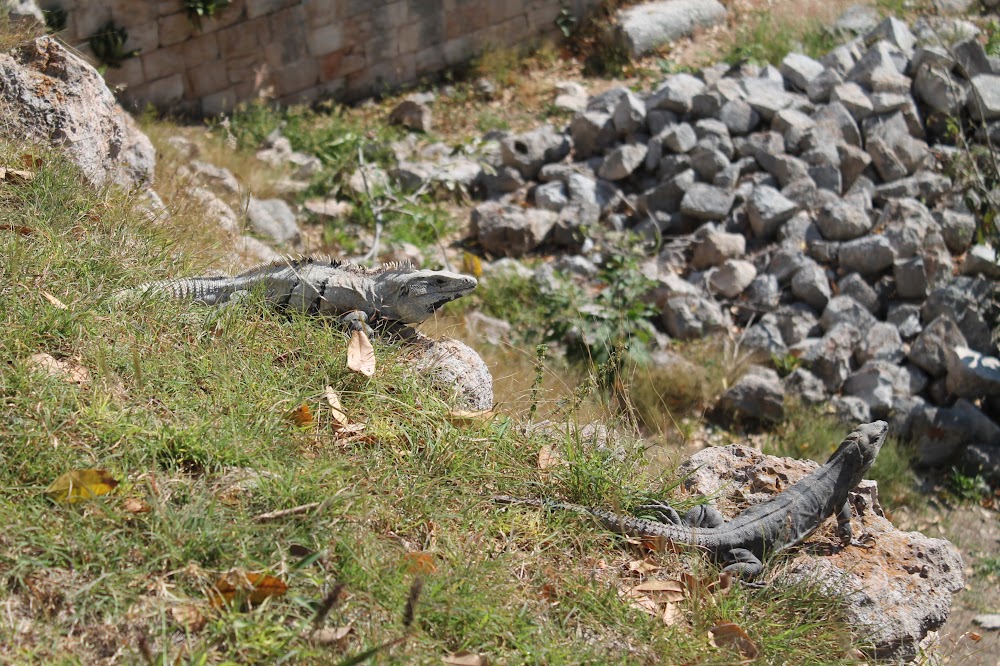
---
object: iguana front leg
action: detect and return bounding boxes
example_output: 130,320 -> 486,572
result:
835,500 -> 853,545
336,310 -> 373,336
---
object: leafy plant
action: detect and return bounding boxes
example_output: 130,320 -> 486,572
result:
987,21 -> 1000,58
43,6 -> 67,34
549,255 -> 659,392
555,1 -> 577,38
946,467 -> 990,502
185,0 -> 231,18
771,351 -> 802,377
88,21 -> 138,69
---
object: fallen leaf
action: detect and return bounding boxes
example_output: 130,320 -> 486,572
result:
403,552 -> 437,575
618,585 -> 660,616
310,625 -> 353,647
709,622 -> 759,660
46,469 -> 118,503
445,409 -> 494,426
539,582 -> 558,602
2,221 -> 34,235
442,651 -> 489,666
290,403 -> 313,426
537,445 -> 565,470
170,604 -> 206,632
632,579 -> 686,604
347,329 -> 375,376
635,534 -> 668,553
22,154 -> 42,169
967,631 -> 981,642
627,558 -> 661,575
28,353 -> 90,385
209,571 -> 288,609
662,602 -> 682,626
122,497 -> 151,514
3,168 -> 34,183
324,386 -> 351,429
41,291 -> 67,309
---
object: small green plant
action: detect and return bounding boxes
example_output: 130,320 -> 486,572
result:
987,21 -> 1000,58
544,255 -> 658,401
43,6 -> 67,34
946,467 -> 990,502
976,556 -> 1000,578
185,0 -> 231,18
555,2 -> 577,38
771,351 -> 803,377
88,21 -> 138,69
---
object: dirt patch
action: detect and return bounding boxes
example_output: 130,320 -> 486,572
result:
895,501 -> 1000,664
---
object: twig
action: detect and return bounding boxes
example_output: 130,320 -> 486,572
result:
356,147 -> 384,265
253,501 -> 322,522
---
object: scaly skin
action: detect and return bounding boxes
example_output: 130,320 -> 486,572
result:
496,420 -> 888,578
114,258 -> 478,328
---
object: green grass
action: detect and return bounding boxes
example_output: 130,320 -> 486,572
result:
760,405 -> 920,509
0,140 -> 881,663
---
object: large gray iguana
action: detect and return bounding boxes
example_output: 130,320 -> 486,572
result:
113,257 -> 478,333
496,420 -> 888,578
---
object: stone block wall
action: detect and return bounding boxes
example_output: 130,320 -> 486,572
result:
39,0 -> 600,115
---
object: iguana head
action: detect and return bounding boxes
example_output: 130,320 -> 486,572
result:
373,266 -> 478,324
830,420 -> 888,485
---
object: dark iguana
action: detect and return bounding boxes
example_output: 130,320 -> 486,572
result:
113,257 -> 478,332
496,420 -> 888,578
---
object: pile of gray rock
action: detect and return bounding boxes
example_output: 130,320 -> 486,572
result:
461,15 -> 1000,481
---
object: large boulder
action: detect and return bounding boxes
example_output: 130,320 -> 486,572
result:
0,36 -> 156,189
615,0 -> 727,57
677,443 -> 964,663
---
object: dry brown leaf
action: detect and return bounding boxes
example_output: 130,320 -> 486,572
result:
627,558 -> 661,575
22,154 -> 42,169
661,602 -> 682,627
709,622 -> 759,660
402,552 -> 437,575
618,585 -> 660,616
209,571 -> 288,609
347,329 -> 375,376
324,386 -> 350,428
122,497 -> 151,514
46,469 -> 118,503
634,534 -> 668,553
3,168 -> 34,183
28,353 -> 90,385
41,291 -> 67,309
311,625 -> 353,647
2,221 -> 34,235
442,650 -> 489,666
967,631 -> 982,642
537,445 -> 565,470
170,604 -> 206,632
445,409 -> 494,426
289,403 -> 313,426
632,579 -> 686,604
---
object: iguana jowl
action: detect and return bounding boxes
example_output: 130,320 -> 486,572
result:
496,420 -> 888,578
115,258 -> 478,330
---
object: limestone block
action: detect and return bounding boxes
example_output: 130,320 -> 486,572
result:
183,33 -> 220,68
246,0 -> 297,19
307,22 -> 343,57
188,61 -> 229,97
141,44 -> 186,82
158,11 -> 193,47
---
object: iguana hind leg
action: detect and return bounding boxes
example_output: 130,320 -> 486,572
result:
682,504 -> 726,528
721,548 -> 763,579
635,501 -> 682,525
